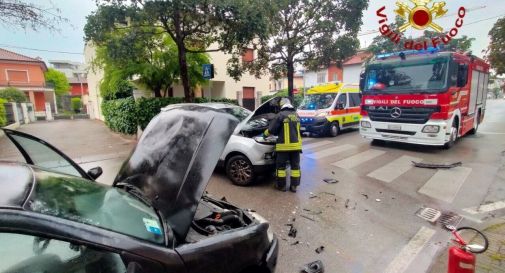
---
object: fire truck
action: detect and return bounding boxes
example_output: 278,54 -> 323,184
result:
359,49 -> 490,148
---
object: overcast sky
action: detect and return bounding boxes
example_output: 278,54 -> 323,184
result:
1,0 -> 504,65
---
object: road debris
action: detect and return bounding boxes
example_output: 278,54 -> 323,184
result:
323,178 -> 339,184
303,208 -> 322,215
301,260 -> 324,273
361,193 -> 369,199
412,161 -> 462,169
320,192 -> 335,196
300,215 -> 316,222
375,199 -> 381,202
309,195 -> 319,199
288,225 -> 298,238
291,240 -> 300,245
221,196 -> 228,202
345,199 -> 350,208
315,246 -> 325,254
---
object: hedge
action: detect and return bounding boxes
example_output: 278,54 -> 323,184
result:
0,87 -> 27,103
261,88 -> 304,107
0,98 -> 7,126
71,97 -> 82,113
102,97 -> 239,135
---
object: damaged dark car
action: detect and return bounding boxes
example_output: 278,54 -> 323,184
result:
0,105 -> 278,273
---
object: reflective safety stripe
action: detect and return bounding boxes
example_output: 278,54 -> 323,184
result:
264,129 -> 270,136
284,122 -> 290,144
276,143 -> 302,151
297,123 -> 302,142
291,169 -> 301,178
277,169 -> 287,178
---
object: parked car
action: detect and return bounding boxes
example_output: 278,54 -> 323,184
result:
164,100 -> 280,186
0,104 -> 278,273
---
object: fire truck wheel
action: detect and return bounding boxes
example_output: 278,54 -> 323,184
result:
444,121 -> 459,149
468,112 -> 480,135
328,122 -> 340,137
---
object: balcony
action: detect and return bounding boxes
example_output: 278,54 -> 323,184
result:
0,80 -> 54,88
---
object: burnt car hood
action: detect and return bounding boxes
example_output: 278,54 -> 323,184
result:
113,105 -> 239,241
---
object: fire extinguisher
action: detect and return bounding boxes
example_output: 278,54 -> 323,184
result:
447,226 -> 489,273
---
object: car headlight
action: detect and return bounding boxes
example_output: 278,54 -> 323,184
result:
250,212 -> 274,243
361,121 -> 371,128
422,125 -> 440,133
254,136 -> 277,144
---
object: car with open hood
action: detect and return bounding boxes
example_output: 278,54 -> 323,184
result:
0,104 -> 278,273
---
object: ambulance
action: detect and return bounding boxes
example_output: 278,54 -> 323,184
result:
297,82 -> 361,137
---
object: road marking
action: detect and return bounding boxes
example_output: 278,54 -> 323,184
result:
383,226 -> 436,273
331,149 -> 386,169
303,140 -> 334,150
305,144 -> 355,160
463,200 -> 505,215
478,131 -> 505,135
302,138 -> 319,144
367,155 -> 422,183
418,167 -> 472,203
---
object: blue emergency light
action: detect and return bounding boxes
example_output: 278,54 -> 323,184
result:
376,47 -> 440,59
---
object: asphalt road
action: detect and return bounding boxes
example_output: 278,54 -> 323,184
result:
1,99 -> 504,273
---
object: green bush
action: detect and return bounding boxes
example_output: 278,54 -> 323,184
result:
136,97 -> 185,129
0,98 -> 7,126
71,97 -> 82,113
261,88 -> 304,107
101,80 -> 133,101
102,97 -> 137,135
0,87 -> 27,103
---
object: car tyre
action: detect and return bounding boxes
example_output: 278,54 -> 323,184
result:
327,122 -> 340,137
226,155 -> 255,186
371,139 -> 386,146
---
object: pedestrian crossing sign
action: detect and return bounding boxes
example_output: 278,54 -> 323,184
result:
203,64 -> 214,79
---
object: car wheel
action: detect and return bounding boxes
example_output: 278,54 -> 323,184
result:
468,112 -> 480,135
328,122 -> 340,137
444,120 -> 459,149
371,139 -> 386,146
226,155 -> 255,186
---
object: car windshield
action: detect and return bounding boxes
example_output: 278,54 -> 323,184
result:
27,170 -> 165,245
298,94 -> 337,110
364,56 -> 449,93
221,107 -> 252,122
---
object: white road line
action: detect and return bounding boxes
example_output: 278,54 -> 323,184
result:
301,138 -> 319,144
463,200 -> 505,215
331,149 -> 386,169
303,140 -> 334,150
305,144 -> 355,160
367,155 -> 422,183
418,167 -> 472,203
383,226 -> 436,273
478,131 -> 505,135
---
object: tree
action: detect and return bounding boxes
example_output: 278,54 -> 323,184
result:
488,17 -> 505,75
45,68 -> 70,96
0,0 -> 68,31
0,87 -> 27,102
367,16 -> 407,55
258,0 -> 369,101
85,0 -> 272,102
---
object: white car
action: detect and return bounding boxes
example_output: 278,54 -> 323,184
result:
165,99 -> 280,186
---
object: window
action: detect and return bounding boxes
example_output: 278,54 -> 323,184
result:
242,48 -> 254,62
332,73 -> 338,82
317,72 -> 326,84
6,70 -> 28,82
0,233 -> 126,273
336,93 -> 347,109
349,93 -> 361,107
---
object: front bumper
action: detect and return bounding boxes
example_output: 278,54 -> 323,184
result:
265,236 -> 279,272
300,117 -> 329,134
359,117 -> 451,146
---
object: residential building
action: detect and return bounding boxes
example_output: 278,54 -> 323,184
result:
269,72 -> 304,93
49,60 -> 89,111
342,51 -> 371,84
0,48 -> 56,116
84,44 -> 270,120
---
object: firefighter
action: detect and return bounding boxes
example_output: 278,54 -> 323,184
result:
263,97 -> 302,192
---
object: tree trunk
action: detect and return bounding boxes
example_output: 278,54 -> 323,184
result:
168,87 -> 174,97
287,59 -> 295,104
177,42 -> 193,102
154,87 -> 162,98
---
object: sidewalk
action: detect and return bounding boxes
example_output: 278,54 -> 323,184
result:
428,220 -> 505,273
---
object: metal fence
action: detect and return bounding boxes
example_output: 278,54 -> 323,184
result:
4,103 -> 15,125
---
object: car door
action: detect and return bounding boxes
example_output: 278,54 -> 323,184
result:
1,129 -> 96,180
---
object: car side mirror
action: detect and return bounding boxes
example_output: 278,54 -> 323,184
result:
457,64 -> 468,87
87,167 -> 103,180
336,102 -> 345,110
127,262 -> 144,273
359,72 -> 365,91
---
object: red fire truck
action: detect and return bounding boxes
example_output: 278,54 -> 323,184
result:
359,49 -> 490,148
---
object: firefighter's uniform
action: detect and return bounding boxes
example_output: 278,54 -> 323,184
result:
264,99 -> 302,192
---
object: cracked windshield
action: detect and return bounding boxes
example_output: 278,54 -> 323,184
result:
1,0 -> 505,273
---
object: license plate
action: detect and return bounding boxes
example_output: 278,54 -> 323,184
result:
388,124 -> 401,130
300,127 -> 306,131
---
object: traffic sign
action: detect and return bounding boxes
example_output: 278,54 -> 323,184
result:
203,64 -> 214,79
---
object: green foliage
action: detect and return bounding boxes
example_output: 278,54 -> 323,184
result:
488,17 -> 505,75
102,97 -> 138,135
85,0 -> 272,101
100,71 -> 133,101
261,89 -> 304,107
71,97 -> 82,113
45,68 -> 70,96
0,87 -> 27,102
0,98 -> 7,126
103,97 -> 239,134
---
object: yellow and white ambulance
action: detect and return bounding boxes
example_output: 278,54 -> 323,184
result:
297,83 -> 361,137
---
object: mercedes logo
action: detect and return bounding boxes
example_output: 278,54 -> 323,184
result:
390,107 -> 402,118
